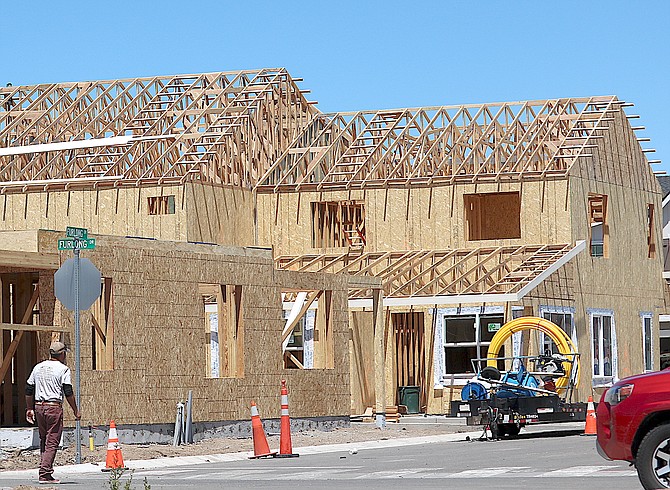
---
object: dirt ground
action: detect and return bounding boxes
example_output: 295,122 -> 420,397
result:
1,420 -> 470,474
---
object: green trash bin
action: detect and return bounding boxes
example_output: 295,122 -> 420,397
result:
398,386 -> 420,414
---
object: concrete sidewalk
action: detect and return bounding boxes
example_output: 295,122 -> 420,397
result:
0,429 -> 483,481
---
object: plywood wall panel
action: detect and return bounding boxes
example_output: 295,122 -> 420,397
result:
34,231 -> 350,426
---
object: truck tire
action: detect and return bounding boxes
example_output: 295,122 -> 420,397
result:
636,423 -> 670,489
498,423 -> 521,438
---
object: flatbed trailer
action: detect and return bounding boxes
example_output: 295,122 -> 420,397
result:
451,395 -> 588,438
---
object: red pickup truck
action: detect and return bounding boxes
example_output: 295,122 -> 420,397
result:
597,369 -> 670,489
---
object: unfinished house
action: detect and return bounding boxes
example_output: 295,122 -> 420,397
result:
255,99 -> 665,414
0,70 -> 664,423
0,69 -> 381,430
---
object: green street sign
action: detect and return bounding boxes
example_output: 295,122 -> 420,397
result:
66,226 -> 88,240
58,238 -> 96,250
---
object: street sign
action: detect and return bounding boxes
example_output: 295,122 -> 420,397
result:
66,226 -> 88,240
54,258 -> 102,311
58,238 -> 96,250
56,225 -> 98,466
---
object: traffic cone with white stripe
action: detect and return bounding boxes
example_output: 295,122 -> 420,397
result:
249,401 -> 276,459
582,395 -> 597,436
102,420 -> 128,471
276,379 -> 299,458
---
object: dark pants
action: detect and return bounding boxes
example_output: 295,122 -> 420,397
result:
35,404 -> 63,481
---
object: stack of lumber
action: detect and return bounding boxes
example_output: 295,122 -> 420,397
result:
373,405 -> 400,423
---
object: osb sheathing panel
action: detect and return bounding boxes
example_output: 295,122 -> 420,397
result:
254,182 -> 572,255
184,183 -> 255,246
0,187 -> 186,241
568,111 -> 664,380
569,181 -> 664,380
349,311 -> 374,415
36,231 -> 350,427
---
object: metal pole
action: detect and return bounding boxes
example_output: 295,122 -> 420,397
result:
74,248 -> 81,465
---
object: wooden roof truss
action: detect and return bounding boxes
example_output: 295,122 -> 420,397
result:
0,68 -> 316,193
276,243 -> 577,299
258,96 -> 624,192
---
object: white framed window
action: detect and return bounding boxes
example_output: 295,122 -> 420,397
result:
540,306 -> 576,354
641,312 -> 653,372
441,307 -> 504,377
588,309 -> 617,386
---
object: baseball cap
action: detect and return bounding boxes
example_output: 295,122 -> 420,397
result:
49,341 -> 67,355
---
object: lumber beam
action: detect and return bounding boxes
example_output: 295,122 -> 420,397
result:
0,285 -> 40,383
0,322 -> 67,333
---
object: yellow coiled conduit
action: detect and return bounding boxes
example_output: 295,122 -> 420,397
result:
486,316 -> 580,392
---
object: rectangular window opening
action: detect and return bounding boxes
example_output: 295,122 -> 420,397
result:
148,195 -> 176,215
91,277 -> 114,371
200,283 -> 244,378
590,310 -> 615,384
443,313 -> 505,375
647,204 -> 656,258
311,201 -> 365,249
588,194 -> 608,257
642,314 -> 653,372
281,290 -> 334,369
540,310 -> 575,355
464,192 -> 521,241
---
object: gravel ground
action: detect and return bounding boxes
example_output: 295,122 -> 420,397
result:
1,418 -> 471,475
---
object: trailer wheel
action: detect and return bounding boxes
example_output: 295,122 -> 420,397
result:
636,423 -> 670,489
498,423 -> 521,438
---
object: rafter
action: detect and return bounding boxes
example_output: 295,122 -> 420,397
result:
0,69 -> 317,193
275,243 -> 578,299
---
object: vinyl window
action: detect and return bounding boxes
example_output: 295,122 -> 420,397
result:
589,309 -> 616,385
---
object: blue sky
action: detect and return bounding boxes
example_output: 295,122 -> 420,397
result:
1,0 -> 668,173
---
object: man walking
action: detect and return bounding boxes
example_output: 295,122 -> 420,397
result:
25,341 -> 81,484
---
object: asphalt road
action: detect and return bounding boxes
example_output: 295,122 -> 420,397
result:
0,424 -> 641,490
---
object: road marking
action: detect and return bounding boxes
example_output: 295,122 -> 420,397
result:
537,465 -> 616,477
355,470 -> 421,479
444,467 -> 530,478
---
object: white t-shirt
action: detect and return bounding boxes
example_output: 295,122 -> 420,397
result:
27,359 -> 72,402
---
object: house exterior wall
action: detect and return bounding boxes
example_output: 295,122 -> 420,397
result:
33,231 -> 350,427
0,186 -> 187,241
255,180 -> 573,255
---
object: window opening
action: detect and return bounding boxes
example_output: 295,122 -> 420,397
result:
540,309 -> 575,355
311,201 -> 365,249
443,313 -> 504,375
642,313 -> 653,372
91,277 -> 113,370
464,192 -> 521,241
281,290 -> 333,369
590,310 -> 616,384
148,195 -> 175,215
647,204 -> 656,258
588,194 -> 608,257
200,283 -> 244,378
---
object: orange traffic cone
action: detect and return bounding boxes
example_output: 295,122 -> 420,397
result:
276,379 -> 299,458
582,395 -> 597,436
102,420 -> 128,471
249,401 -> 276,459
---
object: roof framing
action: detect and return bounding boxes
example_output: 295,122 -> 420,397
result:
257,96 -> 624,192
0,68 -> 316,193
276,242 -> 585,304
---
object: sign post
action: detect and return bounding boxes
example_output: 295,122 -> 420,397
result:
55,226 -> 100,465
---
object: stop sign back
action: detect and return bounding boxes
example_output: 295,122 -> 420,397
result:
54,258 -> 102,311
